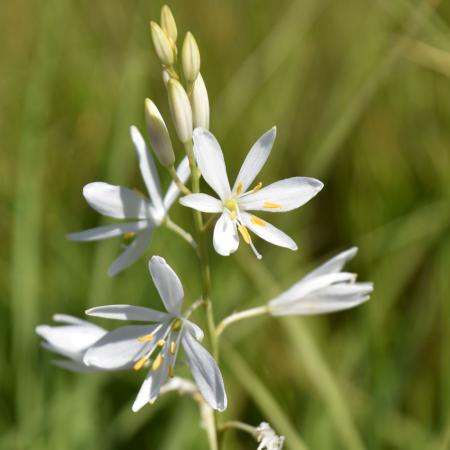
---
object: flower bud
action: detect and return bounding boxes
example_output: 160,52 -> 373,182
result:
144,99 -> 175,167
190,73 -> 210,129
150,21 -> 174,66
162,69 -> 171,86
167,79 -> 193,143
160,5 -> 177,45
181,32 -> 201,83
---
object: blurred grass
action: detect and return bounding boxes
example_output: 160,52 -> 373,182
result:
1,0 -> 450,449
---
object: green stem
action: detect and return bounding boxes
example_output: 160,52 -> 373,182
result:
216,305 -> 269,337
184,139 -> 219,450
167,165 -> 191,195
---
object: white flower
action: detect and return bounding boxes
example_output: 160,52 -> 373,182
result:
83,256 -> 227,413
256,422 -> 285,450
36,315 -> 107,372
269,247 -> 373,315
68,126 -> 190,276
180,128 -> 323,258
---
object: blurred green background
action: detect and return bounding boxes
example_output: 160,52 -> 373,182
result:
1,0 -> 450,448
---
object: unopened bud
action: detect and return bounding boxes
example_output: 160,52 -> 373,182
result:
161,5 -> 177,45
167,79 -> 193,143
162,69 -> 171,86
182,32 -> 200,83
150,21 -> 174,66
144,99 -> 175,167
190,73 -> 209,129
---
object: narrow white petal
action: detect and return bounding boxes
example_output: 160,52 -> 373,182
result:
192,128 -> 231,200
132,373 -> 153,412
241,212 -> 297,251
303,247 -> 358,281
149,256 -> 184,316
182,332 -> 227,411
52,314 -> 88,325
232,127 -> 276,194
163,156 -> 191,210
67,221 -> 148,242
86,305 -> 171,322
51,359 -> 101,373
108,227 -> 153,277
130,126 -> 164,212
83,182 -> 152,219
184,319 -> 204,341
179,193 -> 223,213
239,177 -> 323,212
213,213 -> 239,256
83,324 -> 163,369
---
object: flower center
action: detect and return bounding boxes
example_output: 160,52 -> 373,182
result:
224,198 -> 238,212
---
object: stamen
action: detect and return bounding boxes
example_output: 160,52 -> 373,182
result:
137,334 -> 154,342
236,182 -> 243,195
170,342 -> 176,355
252,181 -> 263,193
263,202 -> 282,209
157,339 -> 166,347
152,354 -> 163,371
168,365 -> 175,378
123,232 -> 136,241
249,240 -> 262,260
238,224 -> 251,244
251,216 -> 267,227
133,356 -> 147,371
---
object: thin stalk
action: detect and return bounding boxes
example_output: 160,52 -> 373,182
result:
167,165 -> 191,195
220,421 -> 257,437
216,306 -> 269,337
183,139 -> 219,450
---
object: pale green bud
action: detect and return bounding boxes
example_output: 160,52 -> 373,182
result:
161,5 -> 177,45
190,73 -> 210,129
144,99 -> 175,167
150,21 -> 174,66
181,32 -> 201,83
167,79 -> 193,143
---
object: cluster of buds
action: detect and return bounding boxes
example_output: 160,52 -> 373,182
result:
149,5 -> 209,151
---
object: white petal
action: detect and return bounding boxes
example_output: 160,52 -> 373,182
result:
130,126 -> 164,213
213,213 -> 239,256
108,227 -> 153,277
52,314 -> 88,325
83,182 -> 152,219
232,127 -> 276,194
163,156 -> 191,210
86,305 -> 171,322
192,128 -> 230,200
239,177 -> 323,212
179,193 -> 223,213
303,247 -> 358,281
184,319 -> 204,341
51,359 -> 100,373
83,324 -> 164,369
67,221 -> 149,242
270,282 -> 373,316
182,332 -> 227,411
149,256 -> 184,316
240,212 -> 297,251
36,321 -> 106,360
132,373 -> 153,412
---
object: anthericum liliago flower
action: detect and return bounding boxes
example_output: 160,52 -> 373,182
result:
36,315 -> 107,372
180,127 -> 323,258
268,247 -> 373,315
82,256 -> 227,412
68,126 -> 190,276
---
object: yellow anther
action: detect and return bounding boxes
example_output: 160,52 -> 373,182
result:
236,182 -> 243,195
170,342 -> 177,355
157,339 -> 166,347
252,181 -> 263,193
168,365 -> 175,378
171,319 -> 182,331
229,210 -> 237,221
251,216 -> 267,227
137,334 -> 154,342
238,224 -> 251,244
152,354 -> 163,371
123,232 -> 136,241
263,202 -> 282,209
224,198 -> 238,212
133,356 -> 147,371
